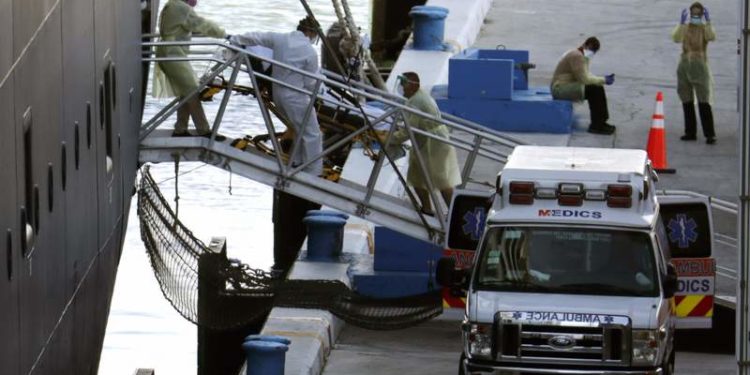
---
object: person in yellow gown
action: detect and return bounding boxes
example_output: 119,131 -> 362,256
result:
391,72 -> 461,215
153,0 -> 226,137
672,1 -> 716,144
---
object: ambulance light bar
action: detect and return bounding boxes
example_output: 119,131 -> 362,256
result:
506,181 -> 635,209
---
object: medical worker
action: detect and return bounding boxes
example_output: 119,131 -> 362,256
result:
154,0 -> 226,137
673,2 -> 716,144
551,37 -> 616,135
229,16 -> 324,175
391,72 -> 460,216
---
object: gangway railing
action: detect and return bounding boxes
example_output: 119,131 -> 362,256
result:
140,39 -> 525,244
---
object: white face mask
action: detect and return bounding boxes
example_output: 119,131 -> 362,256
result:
583,49 -> 595,59
397,85 -> 405,96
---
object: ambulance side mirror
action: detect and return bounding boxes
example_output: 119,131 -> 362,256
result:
663,263 -> 678,298
436,257 -> 468,288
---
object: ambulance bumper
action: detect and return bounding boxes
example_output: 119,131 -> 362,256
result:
463,359 -> 663,375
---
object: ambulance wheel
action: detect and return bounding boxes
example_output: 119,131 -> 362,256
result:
663,349 -> 675,375
458,353 -> 466,375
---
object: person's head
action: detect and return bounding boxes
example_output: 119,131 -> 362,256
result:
690,2 -> 704,17
297,16 -> 320,42
398,72 -> 420,98
581,36 -> 600,56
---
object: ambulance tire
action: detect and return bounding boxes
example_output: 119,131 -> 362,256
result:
458,353 -> 465,375
663,349 -> 675,375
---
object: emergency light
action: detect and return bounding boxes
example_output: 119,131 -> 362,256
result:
505,181 -> 634,208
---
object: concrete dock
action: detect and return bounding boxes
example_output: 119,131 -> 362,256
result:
321,0 -> 739,373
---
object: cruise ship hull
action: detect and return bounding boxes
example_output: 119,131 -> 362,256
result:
0,0 -> 148,373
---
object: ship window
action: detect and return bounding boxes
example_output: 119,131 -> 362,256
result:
104,64 -> 113,160
99,81 -> 105,130
47,163 -> 54,212
74,122 -> 80,170
22,108 -> 34,233
86,102 -> 92,149
61,142 -> 67,191
5,229 -> 12,281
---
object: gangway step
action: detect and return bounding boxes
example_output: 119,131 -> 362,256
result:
139,129 -> 443,243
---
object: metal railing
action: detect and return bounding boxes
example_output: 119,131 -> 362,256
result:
140,38 -> 525,242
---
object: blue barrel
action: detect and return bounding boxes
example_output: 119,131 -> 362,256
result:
242,340 -> 289,375
305,209 -> 350,221
409,6 -> 449,51
303,215 -> 347,260
244,334 -> 291,346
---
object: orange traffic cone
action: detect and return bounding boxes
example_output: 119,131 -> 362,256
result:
646,92 -> 675,173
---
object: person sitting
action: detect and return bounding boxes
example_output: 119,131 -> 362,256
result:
551,37 -> 616,135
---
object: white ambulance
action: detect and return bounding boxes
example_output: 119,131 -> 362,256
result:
439,146 -> 716,375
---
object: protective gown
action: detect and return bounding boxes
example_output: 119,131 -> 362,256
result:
550,49 -> 605,101
672,23 -> 716,104
230,31 -> 323,175
153,0 -> 226,98
393,89 -> 461,190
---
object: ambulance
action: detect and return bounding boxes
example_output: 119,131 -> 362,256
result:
439,146 -> 716,375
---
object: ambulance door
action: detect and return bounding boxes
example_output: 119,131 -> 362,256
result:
446,190 -> 494,268
656,195 -> 715,329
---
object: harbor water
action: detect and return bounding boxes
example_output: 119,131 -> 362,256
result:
98,1 -> 369,373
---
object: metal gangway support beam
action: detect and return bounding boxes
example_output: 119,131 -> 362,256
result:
140,39 -> 524,244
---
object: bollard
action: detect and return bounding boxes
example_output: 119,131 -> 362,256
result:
244,334 -> 291,346
242,340 -> 289,375
409,5 -> 449,51
303,215 -> 347,260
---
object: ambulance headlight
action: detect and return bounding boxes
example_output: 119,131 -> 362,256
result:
463,322 -> 492,359
632,329 -> 659,365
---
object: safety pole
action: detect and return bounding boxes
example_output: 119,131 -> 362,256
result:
738,0 -> 750,373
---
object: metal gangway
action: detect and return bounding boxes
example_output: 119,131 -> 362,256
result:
140,38 -> 524,244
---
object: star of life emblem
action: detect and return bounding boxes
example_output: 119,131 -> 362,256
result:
461,207 -> 486,242
667,214 -> 698,249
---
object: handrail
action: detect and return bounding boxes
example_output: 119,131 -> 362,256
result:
140,38 -> 526,240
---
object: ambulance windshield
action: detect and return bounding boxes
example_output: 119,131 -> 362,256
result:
475,226 -> 659,297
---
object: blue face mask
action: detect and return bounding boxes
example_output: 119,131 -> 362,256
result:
690,16 -> 703,25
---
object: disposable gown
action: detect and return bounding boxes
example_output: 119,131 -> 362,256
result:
672,23 -> 716,104
153,0 -> 225,98
393,89 -> 461,190
230,31 -> 323,175
550,49 -> 605,101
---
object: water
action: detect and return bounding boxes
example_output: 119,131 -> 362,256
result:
98,1 -> 369,373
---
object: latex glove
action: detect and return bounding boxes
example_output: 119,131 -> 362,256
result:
605,74 -> 615,85
680,8 -> 688,24
703,6 -> 711,22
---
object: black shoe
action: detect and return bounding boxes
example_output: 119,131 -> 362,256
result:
680,135 -> 697,141
172,131 -> 191,137
587,123 -> 616,135
706,137 -> 716,145
198,132 -> 227,142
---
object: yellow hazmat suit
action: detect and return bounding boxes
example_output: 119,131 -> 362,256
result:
551,49 -> 605,101
153,0 -> 225,98
393,89 -> 461,190
672,23 -> 715,104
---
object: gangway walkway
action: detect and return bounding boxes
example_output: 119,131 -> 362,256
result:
140,39 -> 524,243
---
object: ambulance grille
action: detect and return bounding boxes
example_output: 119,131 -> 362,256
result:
497,324 -> 629,363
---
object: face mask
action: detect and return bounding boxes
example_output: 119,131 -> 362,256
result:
397,85 -> 405,96
583,49 -> 595,59
690,16 -> 703,25
186,0 -> 197,7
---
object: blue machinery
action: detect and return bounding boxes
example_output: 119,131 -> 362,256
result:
435,48 -> 574,134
